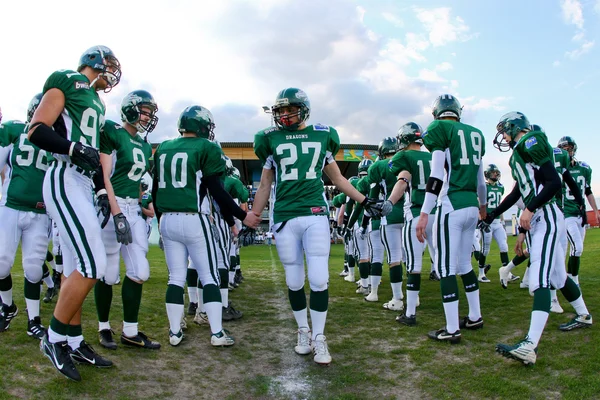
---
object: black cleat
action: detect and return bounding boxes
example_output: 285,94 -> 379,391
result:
396,314 -> 417,326
43,286 -> 57,303
98,329 -> 117,350
459,316 -> 484,330
52,270 -> 62,290
483,264 -> 492,274
222,303 -> 243,321
429,271 -> 440,281
0,303 -> 18,332
40,335 -> 81,381
70,341 -> 113,368
427,328 -> 461,344
187,302 -> 198,316
121,331 -> 161,349
27,317 -> 46,340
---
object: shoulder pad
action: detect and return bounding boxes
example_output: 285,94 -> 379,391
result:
313,124 -> 330,131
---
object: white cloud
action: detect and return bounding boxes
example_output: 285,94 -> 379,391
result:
565,40 -> 595,59
413,7 -> 473,47
466,96 -> 512,112
435,62 -> 453,71
382,12 -> 404,27
572,31 -> 585,42
553,60 -> 561,67
380,33 -> 430,65
596,0 -> 600,13
561,0 -> 584,29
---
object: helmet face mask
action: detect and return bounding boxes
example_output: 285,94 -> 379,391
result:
121,90 -> 159,134
397,122 -> 424,150
177,105 -> 216,140
432,94 -> 463,121
27,93 -> 43,123
557,136 -> 577,158
485,164 -> 501,182
494,112 -> 530,152
271,88 -> 310,131
358,159 -> 373,177
78,46 -> 121,93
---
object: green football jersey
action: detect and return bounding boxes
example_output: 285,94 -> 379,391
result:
332,192 -> 346,208
100,120 -> 152,199
254,124 -> 340,224
224,176 -> 249,203
423,120 -> 485,211
563,160 -> 592,217
553,147 -> 570,209
367,159 -> 404,224
140,192 -> 153,221
509,131 -> 555,207
43,70 -> 106,162
389,150 -> 432,218
154,136 -> 226,213
0,120 -> 53,213
486,182 -> 505,219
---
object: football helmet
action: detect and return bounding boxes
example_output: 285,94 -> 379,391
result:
177,105 -> 215,140
231,167 -> 241,180
27,93 -> 43,123
271,88 -> 310,131
529,124 -> 545,133
397,122 -> 424,150
358,159 -> 373,176
432,94 -> 462,120
377,137 -> 398,158
494,112 -> 530,152
121,90 -> 159,134
557,136 -> 577,158
77,45 -> 121,93
222,155 -> 235,175
485,164 -> 501,182
141,182 -> 149,192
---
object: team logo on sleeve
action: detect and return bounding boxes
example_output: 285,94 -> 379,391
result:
313,124 -> 330,131
75,81 -> 90,90
525,137 -> 538,149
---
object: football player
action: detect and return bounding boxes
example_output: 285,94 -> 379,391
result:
477,164 -> 509,282
252,88 -> 383,365
95,90 -> 160,351
557,136 -> 599,286
0,94 -> 52,339
140,181 -> 155,238
386,122 -> 435,325
29,45 -> 121,381
415,94 -> 487,344
153,105 -> 261,348
332,192 -> 350,277
491,112 -> 591,366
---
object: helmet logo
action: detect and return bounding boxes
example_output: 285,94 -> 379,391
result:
295,90 -> 308,100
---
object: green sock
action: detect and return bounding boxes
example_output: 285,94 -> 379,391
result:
186,268 -> 198,288
219,269 -> 229,289
478,255 -> 487,268
288,287 -> 307,311
560,277 -> 581,302
532,287 -> 551,312
406,273 -> 421,291
24,278 -> 41,300
500,252 -> 509,266
358,262 -> 370,279
348,256 -> 356,270
0,275 -> 12,292
122,276 -> 143,323
473,251 -> 480,262
512,254 -> 528,266
440,276 -> 459,303
370,262 -> 383,276
50,316 -> 69,335
390,264 -> 403,283
309,289 -> 328,312
166,284 -> 184,305
94,280 -> 113,322
569,256 -> 581,276
202,283 -> 221,303
460,270 -> 479,292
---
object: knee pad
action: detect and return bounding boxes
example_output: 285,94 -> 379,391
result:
23,262 -> 44,284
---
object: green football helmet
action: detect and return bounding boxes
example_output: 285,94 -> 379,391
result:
121,90 -> 159,134
432,94 -> 462,120
397,122 -> 424,150
358,159 -> 373,176
77,45 -> 121,92
494,112 -> 530,152
177,105 -> 215,140
557,136 -> 577,158
377,137 -> 398,158
231,167 -> 241,180
271,88 -> 310,131
222,155 -> 235,175
27,93 -> 43,123
485,164 -> 501,182
529,124 -> 545,133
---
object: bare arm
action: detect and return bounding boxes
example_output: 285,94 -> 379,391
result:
337,203 -> 346,226
388,170 -> 412,205
323,161 -> 366,203
252,167 -> 274,215
27,89 -> 65,139
142,201 -> 155,219
100,153 -> 121,216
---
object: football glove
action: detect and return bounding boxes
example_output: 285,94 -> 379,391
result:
211,224 -> 220,243
361,197 -> 385,218
96,191 -> 111,229
158,236 -> 164,251
70,142 -> 100,173
580,205 -> 588,227
113,213 -> 133,245
477,220 -> 491,233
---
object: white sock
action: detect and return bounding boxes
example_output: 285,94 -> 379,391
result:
293,308 -> 309,329
166,303 -> 184,334
204,301 -> 223,334
570,296 -> 589,316
122,321 -> 138,337
443,301 -> 460,334
0,289 -> 13,306
523,267 -> 530,284
505,261 -> 515,273
465,290 -> 482,321
391,282 -> 403,300
550,289 -> 558,302
48,327 -> 66,344
361,278 -> 368,288
98,321 -> 111,331
348,267 -> 355,277
406,290 -> 419,317
370,276 -> 381,293
25,298 -> 40,320
198,289 -> 205,312
478,267 -> 485,277
229,271 -> 235,284
187,286 -> 198,304
309,309 -> 327,340
220,288 -> 229,307
572,275 -> 580,285
527,310 -> 549,347
43,274 -> 54,289
55,263 -> 63,273
68,335 -> 84,351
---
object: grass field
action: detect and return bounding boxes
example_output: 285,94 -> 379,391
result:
1,230 -> 600,400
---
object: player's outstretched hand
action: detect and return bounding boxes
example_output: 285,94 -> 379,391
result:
113,213 -> 133,245
416,212 -> 428,243
579,206 -> 588,227
244,212 -> 262,228
362,197 -> 385,218
70,142 -> 100,172
96,192 -> 111,228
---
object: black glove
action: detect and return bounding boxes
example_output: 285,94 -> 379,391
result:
344,227 -> 354,241
361,197 -> 385,218
580,206 -> 588,227
477,220 -> 491,233
483,211 -> 495,225
113,213 -> 133,245
336,226 -> 343,236
158,235 -> 164,251
96,192 -> 111,229
70,142 -> 100,172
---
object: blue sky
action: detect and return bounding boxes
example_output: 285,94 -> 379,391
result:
0,0 -> 598,196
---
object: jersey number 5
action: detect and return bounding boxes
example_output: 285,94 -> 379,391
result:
276,142 -> 322,181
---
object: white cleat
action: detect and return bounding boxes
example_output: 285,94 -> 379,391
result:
499,266 -> 510,289
294,327 -> 312,355
344,274 -> 355,282
312,334 -> 332,365
509,273 -> 520,282
520,281 -> 529,289
550,299 -> 564,314
364,292 -> 378,302
169,329 -> 184,346
383,299 -> 404,311
339,270 -> 349,277
194,311 -> 209,325
211,329 -> 235,347
478,276 -> 491,283
356,286 -> 369,295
